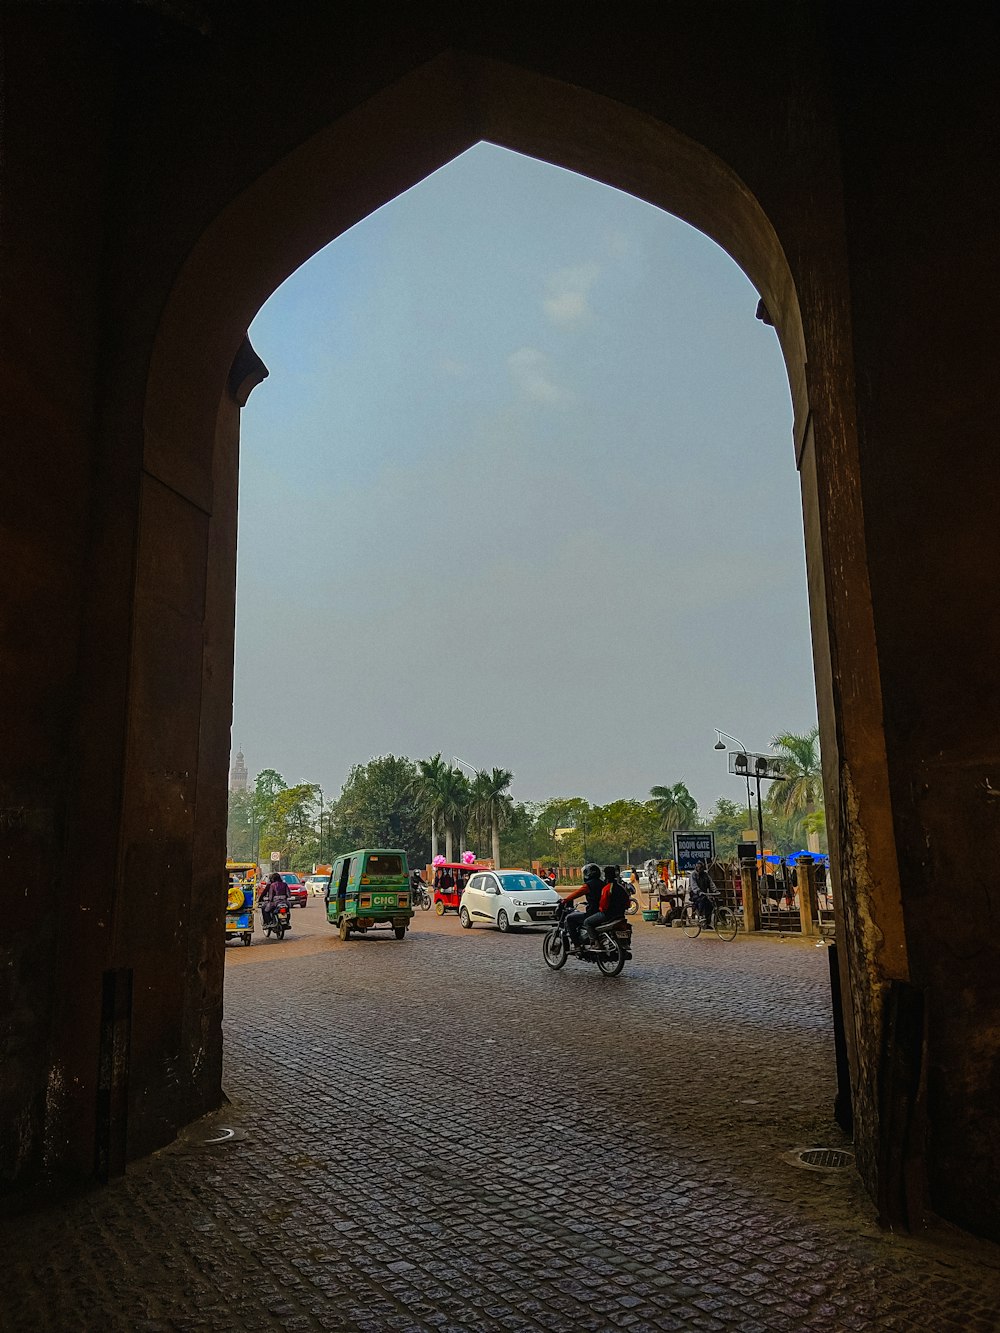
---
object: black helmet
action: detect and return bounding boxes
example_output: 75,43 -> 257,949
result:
582,863 -> 602,883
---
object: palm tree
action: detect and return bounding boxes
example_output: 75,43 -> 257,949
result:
436,766 -> 470,863
649,782 -> 698,835
768,727 -> 823,820
471,767 -> 514,870
412,753 -> 449,860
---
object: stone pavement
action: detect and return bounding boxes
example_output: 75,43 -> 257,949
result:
4,907 -> 1000,1331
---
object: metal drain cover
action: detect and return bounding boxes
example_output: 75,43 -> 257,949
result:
794,1147 -> 854,1170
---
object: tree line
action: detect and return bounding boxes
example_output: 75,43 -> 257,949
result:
226,728 -> 824,874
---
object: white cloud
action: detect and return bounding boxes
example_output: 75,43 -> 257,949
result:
543,261 -> 600,328
506,347 -> 573,406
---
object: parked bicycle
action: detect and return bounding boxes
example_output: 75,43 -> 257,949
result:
681,889 -> 739,941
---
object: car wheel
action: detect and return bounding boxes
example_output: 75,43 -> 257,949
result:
459,907 -> 473,929
338,917 -> 351,942
434,900 -> 445,916
394,926 -> 406,940
497,910 -> 510,933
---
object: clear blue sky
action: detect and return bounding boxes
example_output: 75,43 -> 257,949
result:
234,143 -> 816,812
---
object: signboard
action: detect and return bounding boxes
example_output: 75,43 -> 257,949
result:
672,830 -> 716,872
270,851 -> 281,863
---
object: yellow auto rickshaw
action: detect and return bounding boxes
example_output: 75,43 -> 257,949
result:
225,859 -> 259,946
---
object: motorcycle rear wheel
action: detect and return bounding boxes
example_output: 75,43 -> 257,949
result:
596,937 -> 626,977
543,929 -> 568,970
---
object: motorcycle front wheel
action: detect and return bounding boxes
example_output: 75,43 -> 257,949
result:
626,896 -> 639,916
596,936 -> 626,977
543,929 -> 568,970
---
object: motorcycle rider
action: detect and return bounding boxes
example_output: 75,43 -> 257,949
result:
582,865 -> 630,942
410,869 -> 427,906
258,871 -> 291,926
563,863 -> 605,951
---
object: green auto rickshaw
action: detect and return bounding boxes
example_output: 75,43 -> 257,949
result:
325,848 -> 413,941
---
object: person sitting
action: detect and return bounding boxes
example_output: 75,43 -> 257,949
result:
562,863 -> 604,951
582,865 -> 630,942
258,871 -> 291,924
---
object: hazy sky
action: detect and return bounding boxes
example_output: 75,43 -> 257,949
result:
234,143 -> 817,812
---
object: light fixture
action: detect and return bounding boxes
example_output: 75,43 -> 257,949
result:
714,739 -> 726,750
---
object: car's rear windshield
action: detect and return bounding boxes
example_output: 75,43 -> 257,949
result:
499,875 -> 550,894
365,854 -> 404,876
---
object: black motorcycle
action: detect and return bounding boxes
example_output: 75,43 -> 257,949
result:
262,900 -> 292,940
542,900 -> 632,977
410,877 -> 432,911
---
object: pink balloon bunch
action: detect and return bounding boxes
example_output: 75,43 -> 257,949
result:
432,854 -> 446,866
462,851 -> 476,865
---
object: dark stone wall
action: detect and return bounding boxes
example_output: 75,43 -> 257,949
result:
828,8 -> 1000,1236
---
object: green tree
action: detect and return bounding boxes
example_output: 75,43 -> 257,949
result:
411,753 -> 449,860
470,767 -> 514,869
591,799 -> 658,867
699,796 -> 750,860
768,727 -> 823,820
532,798 -> 592,865
260,782 -> 321,871
499,802 -> 539,868
326,755 -> 429,868
760,808 -> 807,858
226,789 -> 255,859
649,781 -> 699,835
435,766 -> 471,862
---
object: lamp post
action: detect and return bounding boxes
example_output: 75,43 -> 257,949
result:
316,788 -> 324,866
714,728 -> 753,830
727,750 -> 787,875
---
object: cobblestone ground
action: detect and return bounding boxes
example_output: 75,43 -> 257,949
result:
5,907 -> 1000,1331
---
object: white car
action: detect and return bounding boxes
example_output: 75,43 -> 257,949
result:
459,870 -> 562,932
303,874 -> 329,897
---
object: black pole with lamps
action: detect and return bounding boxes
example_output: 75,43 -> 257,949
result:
728,751 -> 786,874
714,729 -> 753,832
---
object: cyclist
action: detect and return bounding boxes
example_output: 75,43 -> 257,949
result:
688,859 -> 715,926
563,863 -> 604,951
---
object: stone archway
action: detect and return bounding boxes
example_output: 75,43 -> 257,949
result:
134,53 -> 904,1220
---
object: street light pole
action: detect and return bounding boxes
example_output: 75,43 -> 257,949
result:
714,729 -> 753,830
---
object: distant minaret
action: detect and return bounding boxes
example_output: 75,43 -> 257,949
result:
229,748 -> 248,793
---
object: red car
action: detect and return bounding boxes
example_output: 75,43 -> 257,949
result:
276,871 -> 308,907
